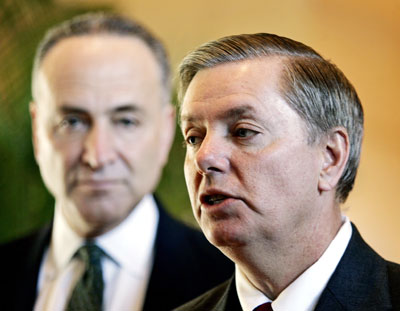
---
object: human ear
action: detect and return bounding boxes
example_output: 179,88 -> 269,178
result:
318,127 -> 350,193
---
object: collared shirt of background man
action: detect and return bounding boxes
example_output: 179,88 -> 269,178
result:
0,13 -> 233,311
175,33 -> 400,311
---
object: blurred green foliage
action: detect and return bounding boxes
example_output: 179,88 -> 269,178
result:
0,0 -> 193,243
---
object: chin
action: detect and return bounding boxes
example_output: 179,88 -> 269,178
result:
79,209 -> 111,227
81,213 -> 120,237
76,200 -> 117,224
204,222 -> 248,249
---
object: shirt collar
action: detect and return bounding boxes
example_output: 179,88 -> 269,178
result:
236,216 -> 352,311
96,194 -> 159,278
50,194 -> 159,278
236,266 -> 272,310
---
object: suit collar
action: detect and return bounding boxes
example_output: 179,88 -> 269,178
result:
222,277 -> 243,311
210,224 -> 393,311
142,197 -> 185,310
191,276 -> 242,311
315,223 -> 392,310
175,223 -> 396,311
236,218 -> 352,311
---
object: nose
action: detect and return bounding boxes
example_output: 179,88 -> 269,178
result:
82,122 -> 116,169
195,133 -> 230,176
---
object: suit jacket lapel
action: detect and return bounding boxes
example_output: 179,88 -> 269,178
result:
315,223 -> 392,311
141,199 -> 173,310
17,224 -> 51,310
222,277 -> 243,311
183,277 -> 242,311
142,197 -> 209,310
208,277 -> 233,311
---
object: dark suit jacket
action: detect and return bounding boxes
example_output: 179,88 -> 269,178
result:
0,198 -> 234,311
174,224 -> 400,311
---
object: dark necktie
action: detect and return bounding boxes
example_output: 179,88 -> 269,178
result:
67,243 -> 105,311
253,302 -> 273,311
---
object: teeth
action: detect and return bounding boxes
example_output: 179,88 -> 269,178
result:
207,194 -> 227,205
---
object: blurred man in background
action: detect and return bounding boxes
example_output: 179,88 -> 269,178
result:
175,33 -> 400,311
1,13 -> 233,311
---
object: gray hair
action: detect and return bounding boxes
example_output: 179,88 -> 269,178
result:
32,12 -> 170,100
178,33 -> 363,203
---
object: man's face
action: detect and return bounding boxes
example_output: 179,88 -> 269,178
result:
181,58 -> 325,248
32,35 -> 174,236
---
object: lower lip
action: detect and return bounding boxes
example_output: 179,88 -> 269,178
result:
201,198 -> 239,215
76,181 -> 121,191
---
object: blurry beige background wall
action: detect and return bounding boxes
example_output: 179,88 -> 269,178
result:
60,0 -> 400,262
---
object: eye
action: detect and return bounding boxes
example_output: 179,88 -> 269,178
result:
59,115 -> 87,131
116,117 -> 138,127
113,114 -> 140,128
186,135 -> 202,146
234,127 -> 258,138
182,125 -> 205,148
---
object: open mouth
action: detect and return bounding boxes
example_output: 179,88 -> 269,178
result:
204,194 -> 228,205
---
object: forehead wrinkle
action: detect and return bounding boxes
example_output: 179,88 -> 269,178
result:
180,104 -> 257,127
217,105 -> 257,122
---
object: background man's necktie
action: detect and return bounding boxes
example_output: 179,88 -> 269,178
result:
67,243 -> 105,311
253,302 -> 273,311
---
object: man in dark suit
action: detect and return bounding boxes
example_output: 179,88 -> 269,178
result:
0,13 -> 233,311
175,33 -> 400,310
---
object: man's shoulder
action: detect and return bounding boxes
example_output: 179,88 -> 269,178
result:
387,260 -> 400,309
144,200 -> 234,310
317,224 -> 400,310
0,224 -> 50,262
0,225 -> 50,307
387,260 -> 400,278
173,278 -> 233,311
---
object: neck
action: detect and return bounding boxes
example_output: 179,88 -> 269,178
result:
222,206 -> 343,299
59,200 -> 114,239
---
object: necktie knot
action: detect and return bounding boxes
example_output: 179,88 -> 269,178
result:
253,302 -> 273,311
78,243 -> 104,267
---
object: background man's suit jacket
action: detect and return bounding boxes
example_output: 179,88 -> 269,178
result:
0,197 -> 234,311
174,225 -> 400,311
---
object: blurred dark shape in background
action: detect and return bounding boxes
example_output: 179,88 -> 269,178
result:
0,0 -> 192,243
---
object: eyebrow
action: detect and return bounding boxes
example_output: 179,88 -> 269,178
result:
112,104 -> 142,113
181,104 -> 257,123
58,105 -> 87,115
57,103 -> 143,114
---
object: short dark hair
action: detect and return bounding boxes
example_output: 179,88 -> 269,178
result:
32,12 -> 170,98
178,33 -> 363,203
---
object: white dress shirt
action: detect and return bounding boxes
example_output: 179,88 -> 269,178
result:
236,216 -> 352,311
34,194 -> 159,311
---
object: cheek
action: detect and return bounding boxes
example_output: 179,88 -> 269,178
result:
122,132 -> 165,185
54,140 -> 83,171
183,157 -> 195,195
36,137 -> 83,197
243,145 -> 320,204
184,156 -> 200,209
